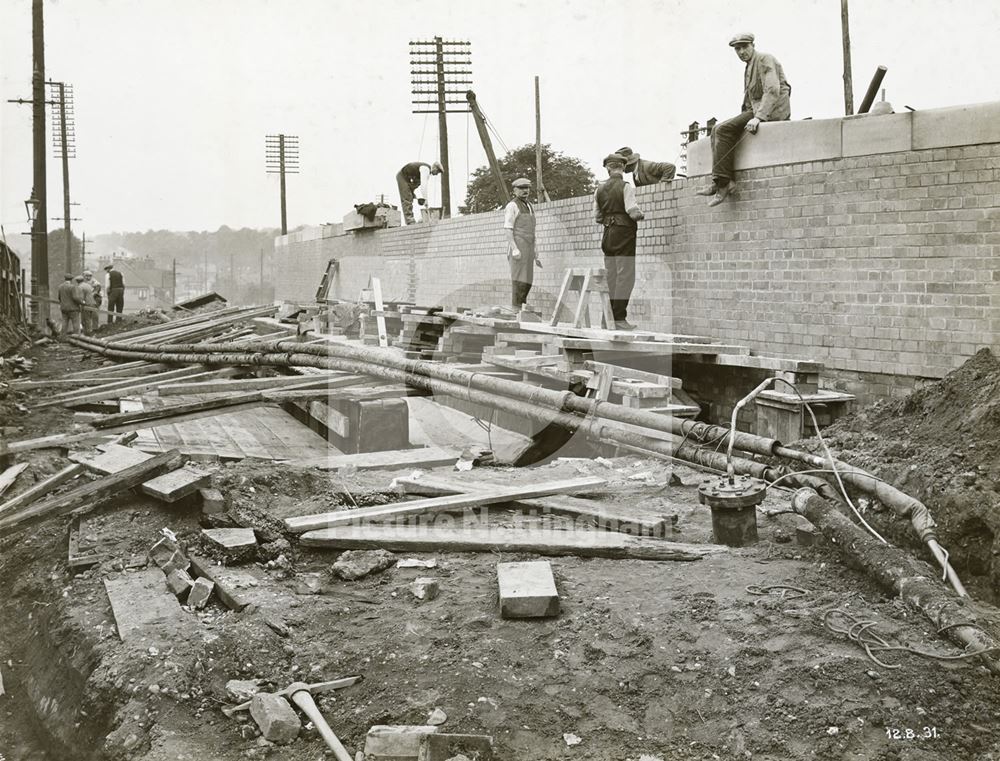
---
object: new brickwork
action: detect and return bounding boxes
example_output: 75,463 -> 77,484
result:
276,114 -> 1000,402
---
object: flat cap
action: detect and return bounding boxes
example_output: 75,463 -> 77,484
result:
82,270 -> 93,276
103,264 -> 113,271
729,33 -> 755,47
511,177 -> 531,188
603,153 -> 626,168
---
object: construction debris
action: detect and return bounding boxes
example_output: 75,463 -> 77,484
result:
332,549 -> 398,581
409,577 -> 440,601
497,560 -> 559,618
249,692 -> 301,744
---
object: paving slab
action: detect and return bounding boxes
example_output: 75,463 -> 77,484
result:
104,568 -> 191,642
497,560 -> 560,618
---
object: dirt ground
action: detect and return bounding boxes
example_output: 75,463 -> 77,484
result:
3,342 -> 1000,761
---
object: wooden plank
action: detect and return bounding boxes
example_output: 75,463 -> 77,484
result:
498,560 -> 559,618
394,476 -> 666,536
11,376 -> 163,390
518,322 -> 717,344
266,384 -> 426,403
157,373 -> 347,396
0,449 -> 184,537
284,476 -> 607,534
61,360 -> 169,379
67,516 -> 102,569
553,337 -> 751,355
0,463 -> 29,497
686,353 -> 824,373
91,391 -> 265,429
34,366 -> 231,409
294,446 -> 460,473
583,360 -> 683,389
72,443 -> 154,475
141,466 -> 213,503
299,525 -> 725,561
371,277 -> 389,348
0,464 -> 84,516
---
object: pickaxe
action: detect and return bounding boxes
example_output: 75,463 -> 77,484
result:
220,674 -> 362,717
287,680 -> 354,761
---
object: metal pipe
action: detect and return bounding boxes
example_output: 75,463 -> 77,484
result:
857,65 -> 888,114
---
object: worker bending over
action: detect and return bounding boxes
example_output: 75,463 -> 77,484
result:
395,161 -> 442,225
616,147 -> 675,186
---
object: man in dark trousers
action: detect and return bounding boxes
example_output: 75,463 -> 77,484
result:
502,177 -> 540,314
593,153 -> 644,330
697,32 -> 791,207
104,263 -> 125,323
395,160 -> 442,225
57,273 -> 84,337
616,147 -> 676,186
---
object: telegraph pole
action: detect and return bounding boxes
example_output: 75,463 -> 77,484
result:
534,76 -> 550,202
48,81 -> 77,271
31,0 -> 49,329
265,134 -> 299,235
841,0 -> 855,115
410,38 -> 471,219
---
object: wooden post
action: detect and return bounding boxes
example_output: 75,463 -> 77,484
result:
435,36 -> 451,218
534,76 -> 550,203
31,0 -> 49,331
841,0 -> 854,115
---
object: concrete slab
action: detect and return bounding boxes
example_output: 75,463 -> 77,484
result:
687,137 -> 713,177
912,100 -> 1000,150
497,560 -> 560,618
104,569 -> 187,642
735,117 -> 843,170
201,528 -> 257,551
842,111 -> 913,156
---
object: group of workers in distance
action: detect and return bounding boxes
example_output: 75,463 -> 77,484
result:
397,33 -> 789,332
56,262 -> 126,337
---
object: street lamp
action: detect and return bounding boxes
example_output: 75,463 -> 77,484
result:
24,195 -> 39,225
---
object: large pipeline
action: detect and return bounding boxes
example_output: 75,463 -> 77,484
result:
68,333 -> 963,594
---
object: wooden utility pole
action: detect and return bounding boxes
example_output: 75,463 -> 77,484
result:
534,76 -> 550,203
410,38 -> 471,219
265,134 -> 299,236
841,0 -> 854,115
31,0 -> 49,329
51,81 -> 77,271
172,258 -> 177,305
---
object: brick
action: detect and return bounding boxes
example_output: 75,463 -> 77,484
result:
198,487 -> 226,514
249,693 -> 301,745
497,560 -> 559,619
187,577 -> 214,609
164,568 -> 194,597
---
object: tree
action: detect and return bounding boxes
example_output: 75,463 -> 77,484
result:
463,144 -> 596,213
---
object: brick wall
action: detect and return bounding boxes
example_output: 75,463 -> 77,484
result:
276,101 -> 1000,398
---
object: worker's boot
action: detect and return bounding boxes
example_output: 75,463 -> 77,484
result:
708,181 -> 736,207
696,183 -> 718,196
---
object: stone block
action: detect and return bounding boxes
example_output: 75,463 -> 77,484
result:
332,549 -> 397,581
842,111 -> 912,157
364,725 -> 439,760
417,733 -> 494,761
497,560 -> 559,618
249,693 -> 301,745
409,577 -> 439,601
199,487 -> 226,514
148,537 -> 190,574
734,117 -> 843,170
187,577 -> 215,609
912,101 -> 1000,150
165,568 -> 194,597
201,528 -> 257,554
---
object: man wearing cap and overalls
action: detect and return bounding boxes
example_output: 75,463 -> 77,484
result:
503,177 -> 540,314
395,161 -> 443,225
697,33 -> 791,207
594,154 -> 644,330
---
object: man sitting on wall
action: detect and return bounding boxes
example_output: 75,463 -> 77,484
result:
697,33 -> 791,207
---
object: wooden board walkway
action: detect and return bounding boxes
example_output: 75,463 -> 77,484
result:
126,396 -> 335,461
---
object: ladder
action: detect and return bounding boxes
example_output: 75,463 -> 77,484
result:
550,268 -> 616,329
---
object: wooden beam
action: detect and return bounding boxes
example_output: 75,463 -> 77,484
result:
394,476 -> 666,536
156,373 -> 348,396
91,391 -> 265,429
34,366 -> 217,408
299,524 -> 724,561
0,463 -> 29,498
553,337 -> 751,355
0,449 -> 183,537
293,446 -> 461,473
284,476 -> 607,533
0,464 -> 84,516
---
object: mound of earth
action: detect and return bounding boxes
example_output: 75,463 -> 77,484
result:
816,349 -> 1000,601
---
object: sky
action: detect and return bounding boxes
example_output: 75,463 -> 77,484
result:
1,0 -> 999,248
